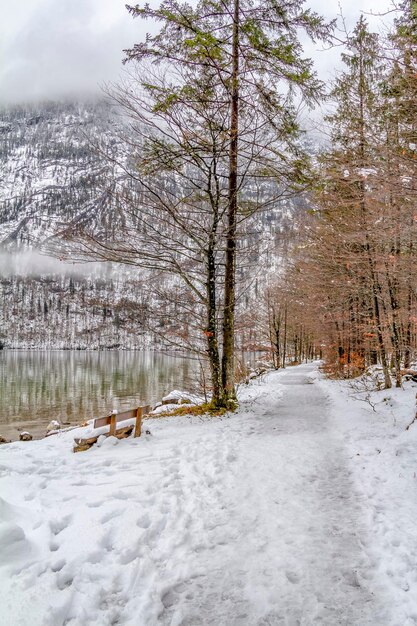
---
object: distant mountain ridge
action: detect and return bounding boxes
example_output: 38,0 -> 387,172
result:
0,99 -> 310,349
0,99 -> 149,348
0,99 -> 121,248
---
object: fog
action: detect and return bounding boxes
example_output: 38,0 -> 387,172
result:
0,0 -> 141,104
0,250 -> 114,278
0,0 -> 395,105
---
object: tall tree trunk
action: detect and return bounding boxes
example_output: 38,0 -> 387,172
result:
386,273 -> 402,387
282,304 -> 287,368
372,278 -> 392,388
221,0 -> 239,406
269,307 -> 281,370
385,109 -> 402,387
206,244 -> 222,405
404,278 -> 413,369
357,33 -> 391,388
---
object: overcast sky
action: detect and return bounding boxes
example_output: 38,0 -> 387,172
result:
0,0 -> 395,105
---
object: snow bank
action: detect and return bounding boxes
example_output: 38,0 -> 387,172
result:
150,403 -> 186,415
316,371 -> 417,623
0,364 -> 416,625
146,388 -> 204,415
161,389 -> 204,405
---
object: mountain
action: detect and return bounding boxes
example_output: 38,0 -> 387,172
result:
0,99 -> 308,349
0,99 -> 121,248
0,99 -> 149,348
0,258 -> 155,350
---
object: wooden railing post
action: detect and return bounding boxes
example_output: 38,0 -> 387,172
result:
134,405 -> 152,438
109,410 -> 117,437
134,407 -> 143,438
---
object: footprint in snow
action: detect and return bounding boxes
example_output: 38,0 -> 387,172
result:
161,588 -> 178,609
56,569 -> 74,590
50,558 -> 66,573
119,546 -> 140,565
86,500 -> 104,508
136,513 -> 151,529
100,531 -> 114,553
285,570 -> 300,584
110,491 -> 131,501
101,509 -> 123,524
86,550 -> 105,565
49,515 -> 72,536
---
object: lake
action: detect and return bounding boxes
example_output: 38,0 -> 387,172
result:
0,350 -> 202,441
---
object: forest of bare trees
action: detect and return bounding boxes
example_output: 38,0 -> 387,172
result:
266,2 -> 417,389
40,0 -> 417,398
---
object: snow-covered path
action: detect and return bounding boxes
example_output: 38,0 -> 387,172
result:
0,364 -> 407,625
158,364 -> 386,626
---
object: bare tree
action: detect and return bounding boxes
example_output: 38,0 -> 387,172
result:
53,0 -> 331,407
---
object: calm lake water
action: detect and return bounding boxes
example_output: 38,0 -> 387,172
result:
0,350 -> 201,441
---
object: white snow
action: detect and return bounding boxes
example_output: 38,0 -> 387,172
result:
72,417 -> 136,443
357,167 -> 377,178
0,363 -> 416,625
161,390 -> 203,405
315,370 -> 417,624
150,403 -> 187,415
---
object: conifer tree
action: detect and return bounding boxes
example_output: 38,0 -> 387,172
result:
123,0 -> 331,405
66,0 -> 331,407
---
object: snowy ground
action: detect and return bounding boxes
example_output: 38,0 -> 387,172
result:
1,363 -> 417,625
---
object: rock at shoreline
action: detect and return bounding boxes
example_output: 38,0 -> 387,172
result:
19,432 -> 33,441
0,436 -> 10,444
46,420 -> 61,434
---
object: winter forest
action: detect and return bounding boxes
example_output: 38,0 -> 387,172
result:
2,2 -> 417,399
1,1 -> 417,625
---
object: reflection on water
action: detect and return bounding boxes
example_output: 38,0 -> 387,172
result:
0,351 -> 200,440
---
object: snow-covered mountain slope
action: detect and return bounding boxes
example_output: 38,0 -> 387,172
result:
0,99 -> 304,249
0,99 -> 121,247
0,99 -> 309,348
0,270 -> 151,350
0,100 -> 150,348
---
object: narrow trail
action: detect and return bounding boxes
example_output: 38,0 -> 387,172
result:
152,364 -> 389,626
0,364 -> 392,626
